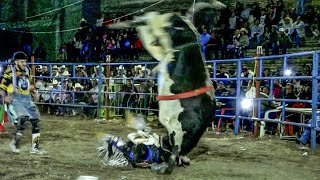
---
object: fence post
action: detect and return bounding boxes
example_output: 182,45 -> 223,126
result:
281,55 -> 289,138
97,63 -> 103,120
234,60 -> 242,135
253,46 -> 262,137
311,51 -> 318,151
105,55 -> 111,121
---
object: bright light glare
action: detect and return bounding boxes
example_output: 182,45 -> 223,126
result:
241,98 -> 253,109
284,69 -> 292,76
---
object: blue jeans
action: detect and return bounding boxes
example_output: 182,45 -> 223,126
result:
8,94 -> 40,122
300,119 -> 320,144
249,35 -> 263,48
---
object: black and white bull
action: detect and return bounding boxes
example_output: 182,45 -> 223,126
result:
111,1 -> 225,174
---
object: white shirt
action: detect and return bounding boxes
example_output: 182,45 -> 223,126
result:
96,18 -> 104,27
39,85 -> 52,101
229,16 -> 237,30
89,85 -> 104,103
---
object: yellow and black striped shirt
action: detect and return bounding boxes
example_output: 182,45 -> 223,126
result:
0,66 -> 31,95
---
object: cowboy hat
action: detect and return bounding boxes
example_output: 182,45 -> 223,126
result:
62,71 -> 70,76
76,64 -> 85,68
95,65 -> 104,72
74,83 -> 83,89
52,79 -> 58,85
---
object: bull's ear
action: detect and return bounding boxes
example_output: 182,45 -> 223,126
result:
108,20 -> 147,29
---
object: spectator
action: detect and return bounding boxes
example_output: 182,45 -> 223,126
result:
284,83 -> 297,107
50,65 -> 59,78
265,26 -> 279,55
199,28 -> 211,53
278,28 -> 290,54
280,17 -> 293,36
38,80 -> 53,115
72,83 -> 88,116
228,12 -> 239,38
50,79 -> 62,114
236,28 -> 249,58
91,65 -> 106,84
261,68 -> 271,87
240,66 -> 254,92
290,16 -> 305,48
205,30 -> 222,60
226,29 -> 240,58
216,66 -> 230,84
84,79 -> 103,118
120,79 -> 139,117
273,80 -> 283,99
250,19 -> 264,48
260,9 -> 268,26
310,17 -> 320,45
75,64 -> 89,86
297,83 -> 320,148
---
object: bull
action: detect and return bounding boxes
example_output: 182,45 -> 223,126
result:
105,1 -> 225,174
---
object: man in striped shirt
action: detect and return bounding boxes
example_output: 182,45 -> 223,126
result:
0,51 -> 46,155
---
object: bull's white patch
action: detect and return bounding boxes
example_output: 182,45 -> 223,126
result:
135,12 -> 185,154
136,12 -> 175,62
157,60 -> 184,153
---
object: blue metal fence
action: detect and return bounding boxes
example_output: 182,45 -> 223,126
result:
1,50 -> 319,150
209,50 -> 320,151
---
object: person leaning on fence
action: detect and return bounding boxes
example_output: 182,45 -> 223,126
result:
72,83 -> 87,116
38,80 -> 53,115
120,79 -> 139,117
83,79 -> 103,118
0,51 -> 46,155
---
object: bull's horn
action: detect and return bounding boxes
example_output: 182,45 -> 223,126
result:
108,20 -> 147,29
186,1 -> 226,18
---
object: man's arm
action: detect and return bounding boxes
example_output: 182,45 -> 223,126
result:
0,67 -> 14,103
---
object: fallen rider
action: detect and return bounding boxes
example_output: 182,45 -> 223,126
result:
98,130 -> 191,170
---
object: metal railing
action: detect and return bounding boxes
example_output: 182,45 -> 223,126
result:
209,50 -> 320,151
1,50 -> 319,150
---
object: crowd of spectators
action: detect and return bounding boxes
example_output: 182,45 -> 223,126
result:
201,0 -> 320,60
55,15 -> 144,63
34,63 -> 157,118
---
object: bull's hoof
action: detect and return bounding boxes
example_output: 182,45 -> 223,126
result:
157,165 -> 174,175
151,162 -> 175,175
177,156 -> 191,166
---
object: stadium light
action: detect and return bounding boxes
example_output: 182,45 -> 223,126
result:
241,98 -> 253,109
284,69 -> 292,76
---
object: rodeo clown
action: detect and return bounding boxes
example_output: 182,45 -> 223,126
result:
0,51 -> 46,155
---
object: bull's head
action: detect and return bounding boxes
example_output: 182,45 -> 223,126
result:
109,1 -> 226,62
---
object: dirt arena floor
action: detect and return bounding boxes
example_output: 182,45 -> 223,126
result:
0,115 -> 319,180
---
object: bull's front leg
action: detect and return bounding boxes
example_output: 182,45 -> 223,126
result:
159,115 -> 185,174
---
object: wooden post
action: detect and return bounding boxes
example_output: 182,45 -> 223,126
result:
31,56 -> 36,84
105,55 -> 111,120
253,46 -> 262,137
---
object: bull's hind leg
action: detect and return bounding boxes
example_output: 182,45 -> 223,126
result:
159,115 -> 184,174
